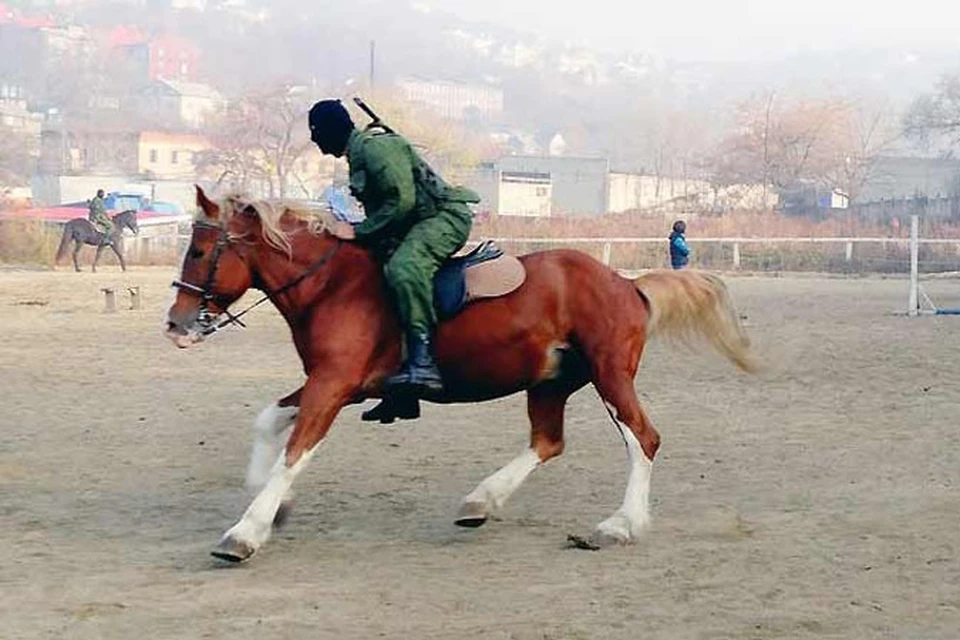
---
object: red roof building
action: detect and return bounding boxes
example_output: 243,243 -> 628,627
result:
115,33 -> 200,83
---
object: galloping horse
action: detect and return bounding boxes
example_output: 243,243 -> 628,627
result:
165,186 -> 760,563
55,210 -> 139,272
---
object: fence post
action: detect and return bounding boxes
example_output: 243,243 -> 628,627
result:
845,241 -> 853,263
909,215 -> 919,317
601,242 -> 612,266
732,242 -> 741,270
140,237 -> 151,263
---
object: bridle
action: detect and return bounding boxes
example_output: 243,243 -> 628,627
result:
171,219 -> 341,337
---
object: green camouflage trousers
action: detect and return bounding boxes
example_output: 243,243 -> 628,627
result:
382,204 -> 472,335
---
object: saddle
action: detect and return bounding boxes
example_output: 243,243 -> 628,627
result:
363,241 -> 525,425
433,241 -> 525,319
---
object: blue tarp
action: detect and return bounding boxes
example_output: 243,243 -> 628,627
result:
321,185 -> 365,223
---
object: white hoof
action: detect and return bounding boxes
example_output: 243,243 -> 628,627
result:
221,516 -> 270,557
590,512 -> 647,547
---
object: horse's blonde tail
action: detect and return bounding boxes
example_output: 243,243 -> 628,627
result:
54,226 -> 72,264
634,269 -> 762,374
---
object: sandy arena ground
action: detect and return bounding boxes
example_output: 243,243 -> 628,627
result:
1,264 -> 959,639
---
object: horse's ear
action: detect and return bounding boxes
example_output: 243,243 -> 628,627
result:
195,185 -> 219,220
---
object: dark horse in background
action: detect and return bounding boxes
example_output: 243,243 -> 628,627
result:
55,210 -> 139,272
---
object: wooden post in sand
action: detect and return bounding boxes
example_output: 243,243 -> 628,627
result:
127,286 -> 141,311
102,288 -> 117,313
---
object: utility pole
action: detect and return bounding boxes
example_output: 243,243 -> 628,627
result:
369,40 -> 376,90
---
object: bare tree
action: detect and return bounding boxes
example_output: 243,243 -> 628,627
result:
826,100 -> 901,202
343,89 -> 488,183
904,73 -> 960,153
197,86 -> 315,198
0,127 -> 38,189
712,93 -> 889,199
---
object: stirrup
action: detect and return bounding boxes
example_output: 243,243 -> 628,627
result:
385,366 -> 443,395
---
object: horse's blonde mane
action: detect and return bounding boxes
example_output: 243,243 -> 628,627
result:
197,193 -> 337,255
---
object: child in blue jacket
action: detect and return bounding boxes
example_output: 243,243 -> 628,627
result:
669,220 -> 691,269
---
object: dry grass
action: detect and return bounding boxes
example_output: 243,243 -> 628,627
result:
3,210 -> 959,275
473,209 -> 960,240
0,221 -> 188,269
473,210 -> 960,274
0,220 -> 59,267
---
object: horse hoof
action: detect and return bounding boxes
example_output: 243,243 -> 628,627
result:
454,501 -> 489,528
273,500 -> 294,529
589,515 -> 640,548
210,536 -> 256,563
588,529 -> 632,548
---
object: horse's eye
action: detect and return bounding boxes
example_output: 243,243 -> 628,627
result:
189,246 -> 204,259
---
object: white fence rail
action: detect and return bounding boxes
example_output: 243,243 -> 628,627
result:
165,230 -> 960,274
471,236 -> 960,272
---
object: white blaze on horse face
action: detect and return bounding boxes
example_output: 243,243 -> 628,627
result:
163,299 -> 207,348
223,443 -> 320,551
246,403 -> 298,494
595,402 -> 653,542
463,448 -> 542,512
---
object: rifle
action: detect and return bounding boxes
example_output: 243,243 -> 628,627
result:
353,97 -> 395,134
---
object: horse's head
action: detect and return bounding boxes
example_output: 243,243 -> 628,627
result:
165,186 -> 256,348
120,210 -> 140,236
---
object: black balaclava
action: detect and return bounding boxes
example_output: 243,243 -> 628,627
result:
308,100 -> 355,157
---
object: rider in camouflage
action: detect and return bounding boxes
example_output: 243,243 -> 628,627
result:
308,99 -> 479,403
88,189 -> 112,244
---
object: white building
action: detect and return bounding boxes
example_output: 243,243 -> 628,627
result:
498,171 -> 552,217
141,80 -> 226,130
608,172 -> 777,213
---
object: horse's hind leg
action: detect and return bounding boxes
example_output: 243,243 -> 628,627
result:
455,385 -> 571,528
246,388 -> 301,527
590,369 -> 661,546
72,242 -> 82,272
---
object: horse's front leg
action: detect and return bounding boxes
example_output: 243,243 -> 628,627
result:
212,375 -> 353,563
72,242 -> 82,272
111,241 -> 127,272
92,244 -> 105,273
246,388 -> 302,527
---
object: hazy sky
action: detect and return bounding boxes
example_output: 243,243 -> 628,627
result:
428,0 -> 960,61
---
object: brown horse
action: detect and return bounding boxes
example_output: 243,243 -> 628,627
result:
165,186 -> 759,563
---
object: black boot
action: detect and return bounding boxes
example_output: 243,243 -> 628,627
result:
361,396 -> 421,424
384,332 -> 443,396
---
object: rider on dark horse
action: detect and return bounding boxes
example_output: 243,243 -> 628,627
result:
308,99 -> 480,416
88,189 -> 113,245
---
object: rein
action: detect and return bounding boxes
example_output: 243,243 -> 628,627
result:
172,219 -> 341,337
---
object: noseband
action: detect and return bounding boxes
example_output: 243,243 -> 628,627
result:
171,219 -> 341,336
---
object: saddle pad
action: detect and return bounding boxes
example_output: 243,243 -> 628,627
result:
464,254 -> 526,301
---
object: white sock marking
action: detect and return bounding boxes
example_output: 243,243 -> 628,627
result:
597,402 -> 653,541
464,448 -> 542,511
225,443 -> 319,550
246,403 -> 298,494
618,427 -> 652,530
